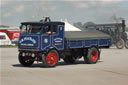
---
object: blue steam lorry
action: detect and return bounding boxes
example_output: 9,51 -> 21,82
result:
18,17 -> 111,67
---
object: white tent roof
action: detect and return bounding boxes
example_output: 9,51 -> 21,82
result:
64,21 -> 81,31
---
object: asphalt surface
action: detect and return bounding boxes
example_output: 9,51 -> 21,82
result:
0,47 -> 128,85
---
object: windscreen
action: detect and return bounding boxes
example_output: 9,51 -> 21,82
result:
20,24 -> 42,34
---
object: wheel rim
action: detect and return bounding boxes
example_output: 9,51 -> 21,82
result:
91,49 -> 98,62
46,52 -> 57,65
116,39 -> 124,48
117,41 -> 123,46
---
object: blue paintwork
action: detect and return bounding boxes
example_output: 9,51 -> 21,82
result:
69,40 -> 83,48
66,39 -> 111,49
18,33 -> 40,50
18,23 -> 111,51
52,25 -> 64,50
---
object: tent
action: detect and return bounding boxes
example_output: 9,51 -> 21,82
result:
64,21 -> 81,31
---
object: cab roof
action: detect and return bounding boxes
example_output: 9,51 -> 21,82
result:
21,21 -> 65,25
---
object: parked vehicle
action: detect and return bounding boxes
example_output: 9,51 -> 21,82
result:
0,29 -> 20,45
18,17 -> 111,67
0,32 -> 11,45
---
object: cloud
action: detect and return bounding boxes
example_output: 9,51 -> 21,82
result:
102,0 -> 126,1
62,0 -> 127,9
62,0 -> 126,1
1,0 -> 10,5
73,1 -> 98,9
1,0 -> 19,6
1,0 -> 128,26
15,5 -> 24,13
3,12 -> 12,18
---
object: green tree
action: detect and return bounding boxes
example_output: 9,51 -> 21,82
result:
83,22 -> 95,30
73,21 -> 95,30
0,25 -> 9,28
73,22 -> 83,30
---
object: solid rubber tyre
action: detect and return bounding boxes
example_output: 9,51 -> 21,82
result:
84,47 -> 99,64
18,53 -> 34,67
42,50 -> 59,67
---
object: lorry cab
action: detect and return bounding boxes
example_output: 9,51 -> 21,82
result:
18,21 -> 65,51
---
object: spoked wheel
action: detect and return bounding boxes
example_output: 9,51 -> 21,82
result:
84,47 -> 99,64
42,50 -> 59,67
125,39 -> 128,49
116,39 -> 124,49
63,56 -> 76,64
18,53 -> 34,67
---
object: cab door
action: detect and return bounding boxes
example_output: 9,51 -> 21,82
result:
52,25 -> 64,50
41,25 -> 52,50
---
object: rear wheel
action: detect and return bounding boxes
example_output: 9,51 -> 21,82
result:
84,47 -> 99,64
42,50 -> 59,67
125,39 -> 128,49
63,56 -> 76,64
116,39 -> 124,49
18,53 -> 34,67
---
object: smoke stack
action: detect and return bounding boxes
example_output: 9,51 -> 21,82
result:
122,20 -> 126,32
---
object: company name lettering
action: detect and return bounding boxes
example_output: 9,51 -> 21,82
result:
19,37 -> 36,44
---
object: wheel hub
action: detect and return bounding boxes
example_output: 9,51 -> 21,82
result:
50,57 -> 54,61
46,52 -> 57,65
91,50 -> 98,62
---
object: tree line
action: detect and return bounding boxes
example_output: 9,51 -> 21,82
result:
73,21 -> 95,30
73,21 -> 128,32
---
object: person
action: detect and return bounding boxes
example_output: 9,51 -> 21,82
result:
46,28 -> 51,35
46,26 -> 56,34
28,25 -> 32,33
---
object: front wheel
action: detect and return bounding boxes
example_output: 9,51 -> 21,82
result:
18,53 -> 34,67
42,50 -> 59,67
116,39 -> 124,49
84,47 -> 99,64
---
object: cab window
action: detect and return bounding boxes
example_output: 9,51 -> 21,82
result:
53,25 -> 57,34
43,25 -> 51,35
20,25 -> 42,34
43,25 -> 57,35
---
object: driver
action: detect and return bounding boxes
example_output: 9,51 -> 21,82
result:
46,28 -> 51,35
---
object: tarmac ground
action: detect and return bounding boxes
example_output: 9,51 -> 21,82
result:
0,47 -> 128,85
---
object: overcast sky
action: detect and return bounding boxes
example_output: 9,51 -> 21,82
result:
0,0 -> 128,26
